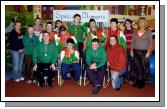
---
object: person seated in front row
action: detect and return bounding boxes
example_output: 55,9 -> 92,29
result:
32,31 -> 58,88
86,38 -> 107,94
60,38 -> 81,85
107,36 -> 126,90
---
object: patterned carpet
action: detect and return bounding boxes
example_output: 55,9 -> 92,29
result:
5,78 -> 155,97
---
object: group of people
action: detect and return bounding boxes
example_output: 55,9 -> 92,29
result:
8,13 -> 153,94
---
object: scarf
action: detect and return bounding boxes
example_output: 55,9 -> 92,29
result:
63,47 -> 76,59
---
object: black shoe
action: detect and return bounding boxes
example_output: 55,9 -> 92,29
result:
115,88 -> 120,91
137,83 -> 145,88
48,83 -> 53,88
137,81 -> 145,89
92,85 -> 102,94
39,83 -> 44,89
137,85 -> 144,89
132,83 -> 137,87
132,80 -> 138,87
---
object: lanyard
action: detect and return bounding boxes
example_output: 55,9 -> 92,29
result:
44,44 -> 48,56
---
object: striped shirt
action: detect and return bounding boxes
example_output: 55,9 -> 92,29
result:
124,29 -> 133,52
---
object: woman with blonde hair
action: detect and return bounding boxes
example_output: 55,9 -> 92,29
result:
131,17 -> 152,88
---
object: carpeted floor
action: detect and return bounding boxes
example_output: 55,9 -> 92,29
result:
5,78 -> 155,97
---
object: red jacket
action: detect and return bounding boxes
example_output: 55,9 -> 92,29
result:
105,28 -> 121,49
59,33 -> 73,45
40,30 -> 57,42
107,42 -> 126,72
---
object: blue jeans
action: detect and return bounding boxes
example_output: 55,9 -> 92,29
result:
110,69 -> 126,89
10,50 -> 24,80
61,63 -> 81,80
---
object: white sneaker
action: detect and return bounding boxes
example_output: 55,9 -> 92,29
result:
14,79 -> 20,82
26,80 -> 32,84
19,77 -> 24,81
32,80 -> 37,83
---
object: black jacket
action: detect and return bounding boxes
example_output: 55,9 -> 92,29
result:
8,29 -> 24,51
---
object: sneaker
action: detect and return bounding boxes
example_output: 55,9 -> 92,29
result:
26,80 -> 32,84
32,80 -> 37,83
19,77 -> 24,81
76,80 -> 81,86
92,84 -> 102,94
67,73 -> 71,78
14,79 -> 20,82
60,79 -> 64,86
129,81 -> 134,85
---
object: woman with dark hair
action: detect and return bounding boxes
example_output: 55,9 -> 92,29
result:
124,19 -> 134,85
107,36 -> 126,90
131,17 -> 152,88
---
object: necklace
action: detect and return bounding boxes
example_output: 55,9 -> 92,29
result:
137,30 -> 145,37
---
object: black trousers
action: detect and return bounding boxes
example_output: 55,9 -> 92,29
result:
34,63 -> 54,86
24,55 -> 35,80
125,50 -> 135,81
78,42 -> 83,58
132,49 -> 150,83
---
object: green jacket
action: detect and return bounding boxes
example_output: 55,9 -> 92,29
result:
68,24 -> 85,43
82,22 -> 89,36
23,33 -> 39,55
33,41 -> 58,64
86,46 -> 107,68
60,48 -> 79,64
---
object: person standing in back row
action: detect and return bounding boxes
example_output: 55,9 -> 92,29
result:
68,14 -> 85,58
131,17 -> 152,88
23,25 -> 39,84
8,21 -> 24,82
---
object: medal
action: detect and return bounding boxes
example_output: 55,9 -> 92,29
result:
45,54 -> 47,56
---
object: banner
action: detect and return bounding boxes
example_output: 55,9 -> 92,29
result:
53,10 -> 109,22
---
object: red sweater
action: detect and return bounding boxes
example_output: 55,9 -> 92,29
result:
107,42 -> 126,72
124,29 -> 133,52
